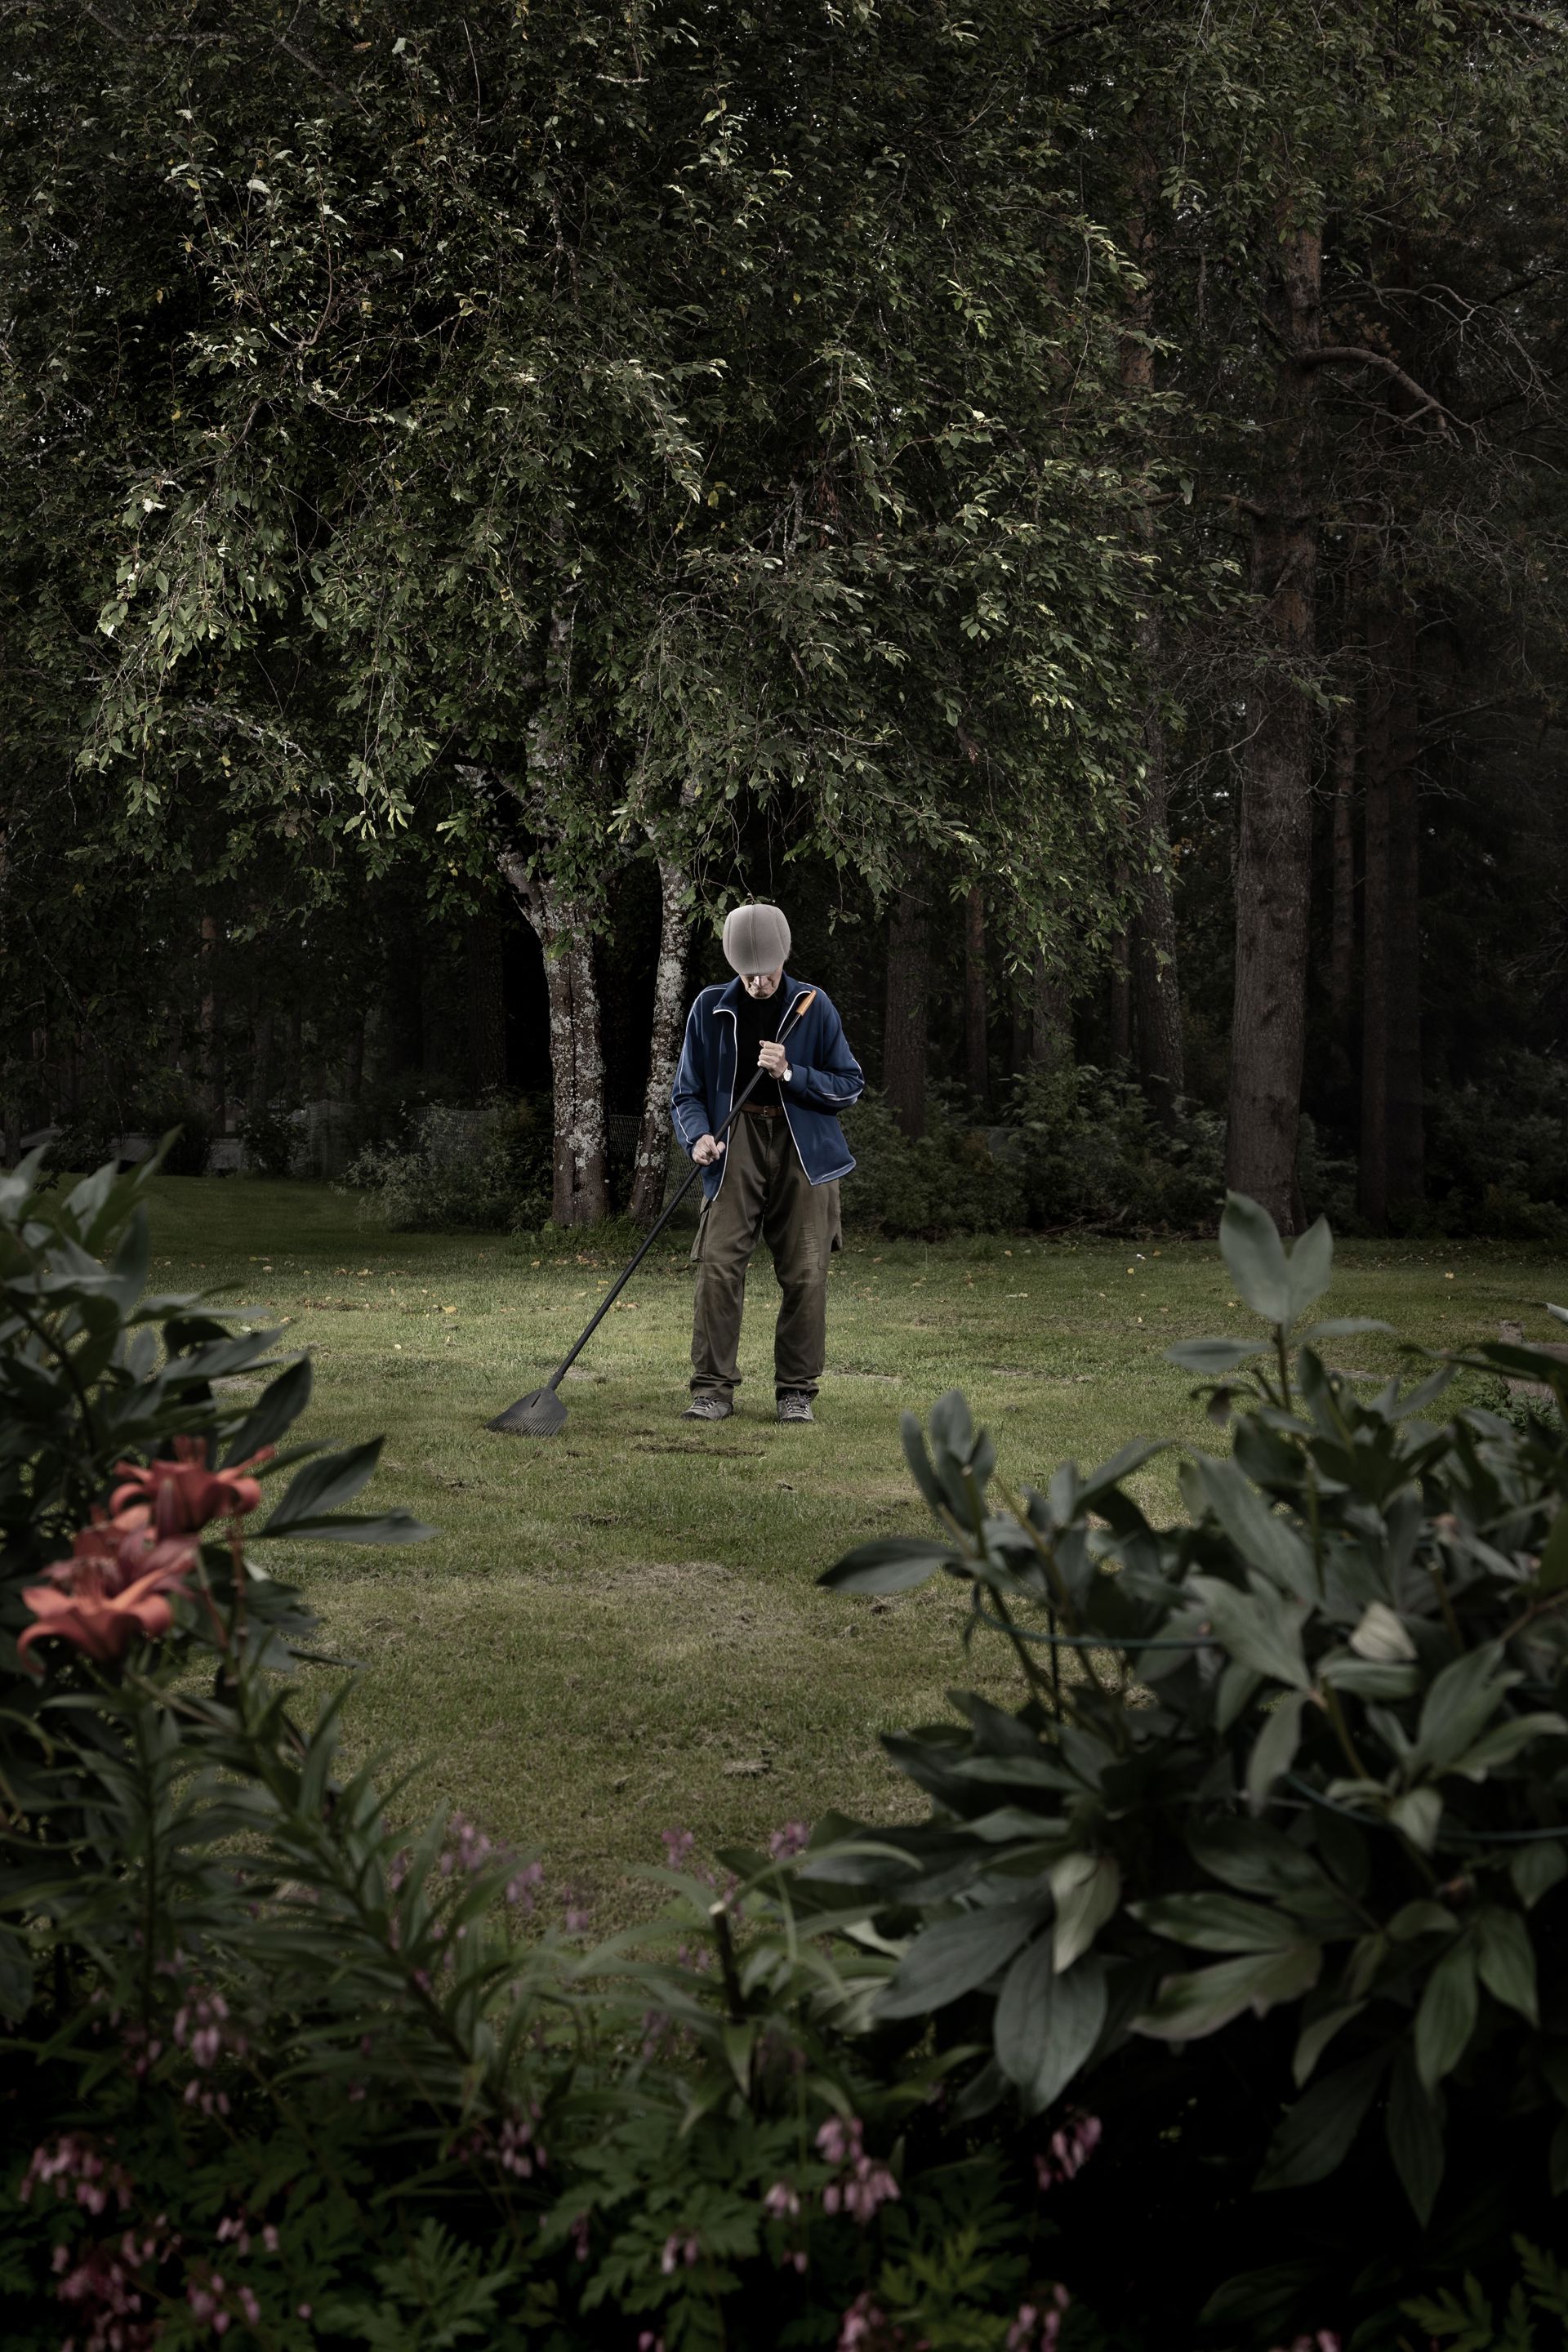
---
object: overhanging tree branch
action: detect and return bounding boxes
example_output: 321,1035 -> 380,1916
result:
1295,345 -> 1472,438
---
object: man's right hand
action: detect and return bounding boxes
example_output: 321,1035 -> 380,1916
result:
693,1134 -> 725,1166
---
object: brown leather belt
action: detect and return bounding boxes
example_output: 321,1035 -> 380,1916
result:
741,1103 -> 786,1120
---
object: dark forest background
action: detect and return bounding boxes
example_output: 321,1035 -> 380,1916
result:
7,0 -> 1568,1238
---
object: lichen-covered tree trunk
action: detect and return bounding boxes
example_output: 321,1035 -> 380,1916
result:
497,848 -> 608,1227
1226,221 -> 1322,1232
630,852 -> 692,1227
884,884 -> 929,1138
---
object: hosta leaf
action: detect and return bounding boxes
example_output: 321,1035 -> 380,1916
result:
1219,1193 -> 1292,1326
1414,1940 -> 1478,2089
1134,1943 -> 1321,2042
1255,2048 -> 1388,2192
1387,2044 -> 1445,2227
819,1538 -> 962,1595
1131,1891 -> 1307,1954
877,1897 -> 1050,2020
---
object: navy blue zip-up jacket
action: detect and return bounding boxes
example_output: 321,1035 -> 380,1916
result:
670,974 -> 863,1204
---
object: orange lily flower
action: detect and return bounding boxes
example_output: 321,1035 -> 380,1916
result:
109,1436 -> 273,1537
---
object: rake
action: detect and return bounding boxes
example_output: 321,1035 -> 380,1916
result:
487,988 -> 817,1435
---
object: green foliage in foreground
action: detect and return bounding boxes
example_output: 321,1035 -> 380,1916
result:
815,1194 -> 1568,2339
0,1152 -> 1102,2350
8,1156 -> 1568,2348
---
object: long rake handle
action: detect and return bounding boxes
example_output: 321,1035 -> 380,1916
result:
540,987 -> 816,1393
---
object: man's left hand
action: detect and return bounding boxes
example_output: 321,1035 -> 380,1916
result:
759,1041 -> 789,1078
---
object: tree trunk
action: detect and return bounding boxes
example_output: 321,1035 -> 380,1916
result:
499,849 -> 608,1227
250,1004 -> 274,1119
199,913 -> 223,1125
884,884 -> 929,1138
1328,690 -> 1356,1041
964,887 -> 989,1111
1120,158 -> 1184,1129
345,1013 -> 366,1107
1359,603 -> 1422,1223
284,1004 -> 303,1105
630,851 -> 692,1226
1108,927 -> 1132,1064
466,905 -> 509,1094
1225,220 -> 1322,1232
1028,956 -> 1072,1074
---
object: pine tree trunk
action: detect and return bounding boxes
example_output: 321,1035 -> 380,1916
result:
1361,604 -> 1423,1222
1226,221 -> 1322,1232
630,851 -> 692,1227
1358,624 -> 1392,1228
884,884 -> 929,1138
466,906 -> 508,1094
1386,633 -> 1423,1208
1328,693 -> 1357,1040
964,886 -> 989,1111
498,849 -> 608,1227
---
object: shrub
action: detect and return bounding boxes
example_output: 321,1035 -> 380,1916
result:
811,1194 -> 1568,2345
841,1073 -> 1225,1239
345,1092 -> 553,1231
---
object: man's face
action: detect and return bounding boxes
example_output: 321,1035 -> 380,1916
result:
742,966 -> 784,999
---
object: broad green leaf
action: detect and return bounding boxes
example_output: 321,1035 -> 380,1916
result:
900,1410 -> 947,1517
1051,1853 -> 1120,1973
1388,1902 -> 1459,1941
1192,1456 -> 1316,1601
257,1437 -> 383,1535
1474,1904 -> 1539,2026
1414,1940 -> 1478,2089
1165,1338 -> 1266,1375
1188,1575 -> 1312,1691
877,1897 -> 1049,2020
1451,1712 -> 1568,1780
1255,2048 -> 1388,2192
1219,1193 -> 1291,1325
1246,1691 -> 1308,1814
1285,1216 -> 1334,1321
1412,1646 -> 1517,1775
263,1508 -> 435,1544
995,1943 -> 1107,2112
1293,2001 -> 1366,2087
1511,1841 -> 1568,1910
1131,1891 -> 1307,1953
819,1538 -> 962,1595
1134,1943 -> 1321,2042
1533,1507 -> 1568,1597
221,1351 -> 313,1468
1387,2044 -> 1445,2226
1390,1788 -> 1443,1853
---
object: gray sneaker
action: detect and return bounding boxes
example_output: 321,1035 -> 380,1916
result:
777,1391 -> 815,1423
682,1394 -> 733,1421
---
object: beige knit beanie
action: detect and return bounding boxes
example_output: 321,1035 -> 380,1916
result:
722,902 -> 791,975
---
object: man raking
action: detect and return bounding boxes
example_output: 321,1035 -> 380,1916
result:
671,903 -> 864,1423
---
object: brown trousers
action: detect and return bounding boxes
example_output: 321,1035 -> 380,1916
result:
688,1111 -> 841,1399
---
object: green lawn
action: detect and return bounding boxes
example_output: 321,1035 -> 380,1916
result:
141,1177 -> 1564,1926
